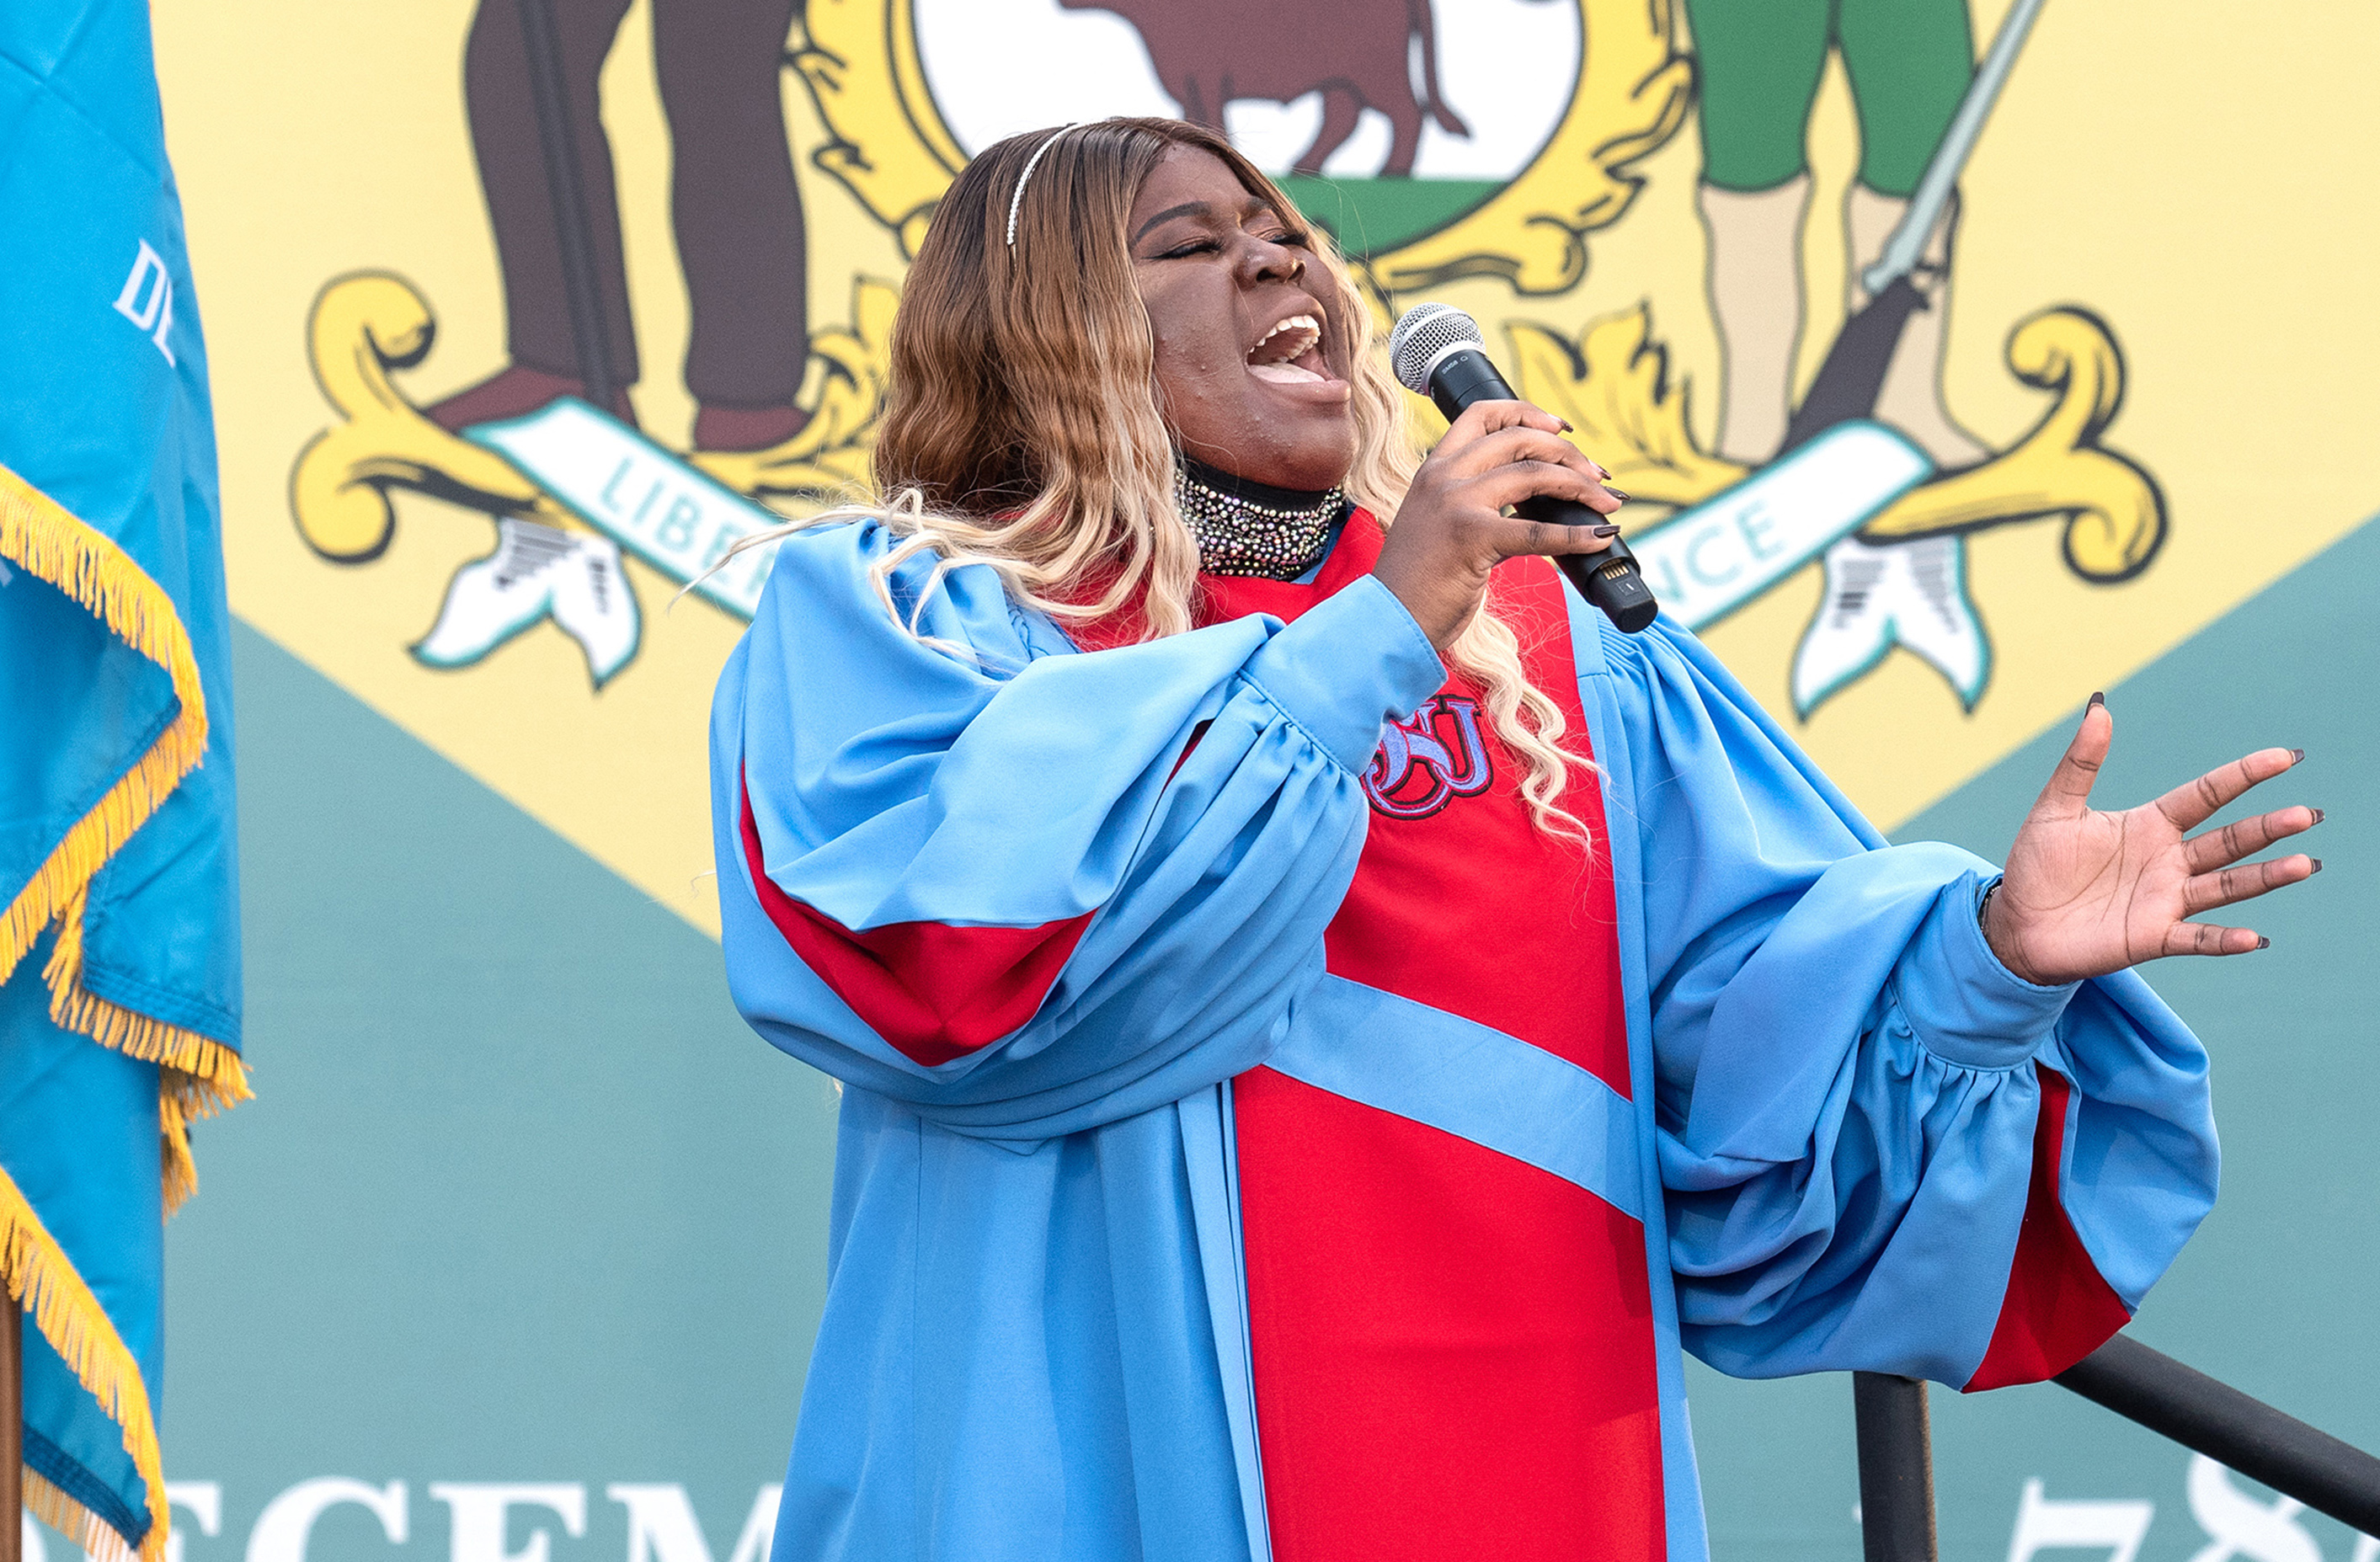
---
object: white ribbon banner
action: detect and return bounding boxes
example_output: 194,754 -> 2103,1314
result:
467,398 -> 788,621
472,406 -> 1942,663
1630,421 -> 1934,632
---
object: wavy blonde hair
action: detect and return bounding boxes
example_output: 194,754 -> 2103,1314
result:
739,118 -> 1586,839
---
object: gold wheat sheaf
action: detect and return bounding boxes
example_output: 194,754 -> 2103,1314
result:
1505,303 -> 2168,581
291,272 -> 900,567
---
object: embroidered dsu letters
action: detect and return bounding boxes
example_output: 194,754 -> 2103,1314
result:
1363,696 -> 1494,819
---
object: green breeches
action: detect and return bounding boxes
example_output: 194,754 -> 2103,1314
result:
1685,0 -> 1977,197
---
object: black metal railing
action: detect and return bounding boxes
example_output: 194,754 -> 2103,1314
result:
1854,1337 -> 2380,1562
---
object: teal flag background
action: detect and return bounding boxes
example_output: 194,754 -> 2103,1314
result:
72,511 -> 2372,1562
0,0 -> 241,1037
2,0 -> 238,1554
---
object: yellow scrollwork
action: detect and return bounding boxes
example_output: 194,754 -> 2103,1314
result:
290,273 -> 574,562
293,269 -> 897,577
1506,300 -> 2168,580
1860,307 -> 2166,581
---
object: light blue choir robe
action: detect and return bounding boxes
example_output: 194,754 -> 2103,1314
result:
712,518 -> 2218,1562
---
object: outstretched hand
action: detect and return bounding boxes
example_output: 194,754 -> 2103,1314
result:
1983,695 -> 2324,987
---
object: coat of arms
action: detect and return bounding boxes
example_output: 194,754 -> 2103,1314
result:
291,0 -> 2161,720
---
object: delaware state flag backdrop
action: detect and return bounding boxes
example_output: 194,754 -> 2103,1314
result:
0,1 -> 244,1557
13,3 -> 2372,1562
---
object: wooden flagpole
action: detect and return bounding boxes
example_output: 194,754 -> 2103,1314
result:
3,1298 -> 22,1562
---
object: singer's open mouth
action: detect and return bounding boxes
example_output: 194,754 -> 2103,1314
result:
1245,309 -> 1336,386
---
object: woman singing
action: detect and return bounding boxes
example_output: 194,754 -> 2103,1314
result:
710,119 -> 2318,1562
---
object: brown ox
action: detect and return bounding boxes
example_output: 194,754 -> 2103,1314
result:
1062,0 -> 1471,176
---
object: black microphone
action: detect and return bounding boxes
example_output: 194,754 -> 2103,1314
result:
1387,303 -> 1659,634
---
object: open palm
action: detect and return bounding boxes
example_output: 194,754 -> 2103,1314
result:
1983,696 -> 2324,987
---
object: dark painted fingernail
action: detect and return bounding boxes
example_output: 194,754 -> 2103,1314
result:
1592,523 -> 1622,536
1558,418 -> 1575,432
1605,488 -> 1630,502
2087,690 -> 2105,710
2309,857 -> 2324,873
2291,748 -> 2306,764
2311,808 -> 2325,824
2256,936 -> 2271,951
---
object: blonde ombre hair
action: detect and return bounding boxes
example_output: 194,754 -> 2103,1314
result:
744,119 -> 1587,840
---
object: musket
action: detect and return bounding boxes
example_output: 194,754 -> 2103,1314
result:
1775,0 -> 2052,459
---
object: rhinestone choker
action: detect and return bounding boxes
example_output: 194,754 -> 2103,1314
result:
1173,456 -> 1348,579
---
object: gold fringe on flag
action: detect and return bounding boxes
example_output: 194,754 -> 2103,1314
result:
40,888 -> 253,1213
0,461 -> 243,1559
0,462 -> 210,984
0,461 -> 249,1211
0,1165 -> 169,1562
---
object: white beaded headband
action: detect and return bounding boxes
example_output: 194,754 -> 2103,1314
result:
1005,123 -> 1081,248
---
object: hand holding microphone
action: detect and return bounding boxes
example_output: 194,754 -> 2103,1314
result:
1376,304 -> 1660,642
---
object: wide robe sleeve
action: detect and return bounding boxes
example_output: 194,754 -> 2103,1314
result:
712,520 -> 1445,1142
1598,616 -> 2220,1390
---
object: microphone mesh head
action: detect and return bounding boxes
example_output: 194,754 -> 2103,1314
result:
1388,303 -> 1486,395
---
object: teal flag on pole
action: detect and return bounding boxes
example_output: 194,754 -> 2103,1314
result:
0,2 -> 246,1558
